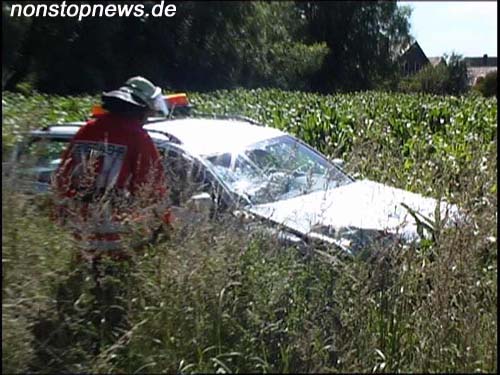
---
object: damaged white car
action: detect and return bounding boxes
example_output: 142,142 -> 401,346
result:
10,95 -> 461,255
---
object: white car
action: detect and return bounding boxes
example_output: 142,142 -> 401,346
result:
10,109 -> 460,255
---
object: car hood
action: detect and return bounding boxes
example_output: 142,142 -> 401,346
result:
246,179 -> 460,252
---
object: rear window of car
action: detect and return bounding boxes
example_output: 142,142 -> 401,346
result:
16,137 -> 69,184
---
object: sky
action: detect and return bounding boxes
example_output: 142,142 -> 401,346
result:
399,1 -> 497,58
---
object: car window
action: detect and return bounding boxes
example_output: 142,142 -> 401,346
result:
17,137 -> 69,185
246,140 -> 327,176
205,135 -> 353,204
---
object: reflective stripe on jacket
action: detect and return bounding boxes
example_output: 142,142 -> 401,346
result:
54,113 -> 171,261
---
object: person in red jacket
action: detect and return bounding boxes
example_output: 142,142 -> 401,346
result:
51,77 -> 173,356
54,76 -> 172,263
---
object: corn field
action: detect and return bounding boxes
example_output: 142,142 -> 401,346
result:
2,89 -> 497,373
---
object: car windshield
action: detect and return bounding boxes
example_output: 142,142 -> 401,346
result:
205,135 -> 353,205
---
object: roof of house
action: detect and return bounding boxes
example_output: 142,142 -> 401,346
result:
401,40 -> 498,68
400,41 -> 429,62
464,56 -> 497,67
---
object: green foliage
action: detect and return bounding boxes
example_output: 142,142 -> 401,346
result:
2,2 -> 32,89
474,71 -> 497,98
299,1 -> 413,92
189,89 -> 496,203
252,41 -> 329,90
2,89 -> 497,373
399,63 -> 449,95
3,89 -> 497,201
399,54 -> 469,96
445,53 -> 469,95
2,91 -> 96,160
235,2 -> 329,90
2,1 -> 410,93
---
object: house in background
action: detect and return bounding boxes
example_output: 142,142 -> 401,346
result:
400,41 -> 429,75
400,41 -> 446,76
400,41 -> 497,86
464,54 -> 497,86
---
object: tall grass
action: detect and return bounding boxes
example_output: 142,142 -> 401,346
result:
2,89 -> 497,373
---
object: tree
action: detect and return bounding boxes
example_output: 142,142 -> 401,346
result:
2,2 -> 37,90
2,1 -> 329,93
236,2 -> 329,90
473,71 -> 497,98
398,53 -> 469,96
399,63 -> 449,95
444,53 -> 468,95
297,0 -> 413,92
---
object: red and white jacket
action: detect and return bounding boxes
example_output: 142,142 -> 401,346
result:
54,112 -> 171,260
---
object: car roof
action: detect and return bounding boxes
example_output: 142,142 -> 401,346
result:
30,118 -> 286,156
30,122 -> 86,138
144,118 -> 285,156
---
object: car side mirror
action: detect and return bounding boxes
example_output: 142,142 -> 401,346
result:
186,192 -> 214,214
332,158 -> 344,169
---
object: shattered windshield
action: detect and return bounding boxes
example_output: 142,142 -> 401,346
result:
205,135 -> 353,205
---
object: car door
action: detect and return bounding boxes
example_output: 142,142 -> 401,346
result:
158,144 -> 233,215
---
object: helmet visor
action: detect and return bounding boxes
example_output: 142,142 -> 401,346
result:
153,94 -> 169,116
